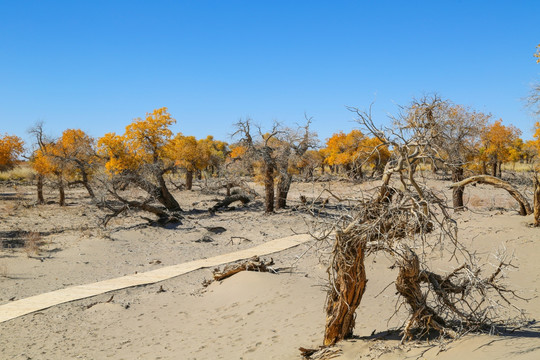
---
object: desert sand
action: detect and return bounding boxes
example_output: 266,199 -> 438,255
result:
1,175 -> 539,359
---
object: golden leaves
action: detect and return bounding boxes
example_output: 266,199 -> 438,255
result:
0,134 -> 24,171
98,108 -> 176,174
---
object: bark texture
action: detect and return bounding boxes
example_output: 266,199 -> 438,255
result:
324,229 -> 367,346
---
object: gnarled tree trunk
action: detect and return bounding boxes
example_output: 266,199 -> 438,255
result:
324,229 -> 367,346
451,167 -> 464,211
275,173 -> 292,209
157,173 -> 182,211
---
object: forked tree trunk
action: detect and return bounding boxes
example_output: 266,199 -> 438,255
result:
449,175 -> 532,215
451,167 -> 464,211
534,175 -> 540,227
324,229 -> 367,346
264,163 -> 275,213
185,170 -> 193,190
37,175 -> 44,204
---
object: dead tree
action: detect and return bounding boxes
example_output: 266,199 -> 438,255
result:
448,175 -> 532,215
319,104 -> 525,348
275,115 -> 317,209
233,118 -> 316,213
398,95 -> 488,211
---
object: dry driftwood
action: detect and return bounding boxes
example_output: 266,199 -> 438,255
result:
448,175 -> 532,215
212,256 -> 274,281
299,346 -> 342,359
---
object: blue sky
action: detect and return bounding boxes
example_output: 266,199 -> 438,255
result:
1,1 -> 539,147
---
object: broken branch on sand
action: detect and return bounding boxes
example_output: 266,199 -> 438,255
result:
208,194 -> 251,213
212,256 -> 275,281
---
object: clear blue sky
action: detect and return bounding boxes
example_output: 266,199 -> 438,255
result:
1,1 -> 539,147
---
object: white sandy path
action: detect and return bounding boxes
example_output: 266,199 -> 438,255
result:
0,233 -> 312,323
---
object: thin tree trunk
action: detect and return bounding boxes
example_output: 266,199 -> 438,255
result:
534,175 -> 540,227
451,167 -> 464,211
185,170 -> 193,190
491,162 -> 497,177
58,178 -> 65,206
37,175 -> 44,204
264,163 -> 275,214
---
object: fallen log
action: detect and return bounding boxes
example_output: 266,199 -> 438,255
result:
448,175 -> 532,216
212,256 -> 274,281
208,194 -> 251,213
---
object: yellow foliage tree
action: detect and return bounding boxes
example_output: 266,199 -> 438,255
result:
322,130 -> 389,179
0,134 -> 24,172
97,107 -> 181,212
479,119 -> 521,177
167,134 -> 211,190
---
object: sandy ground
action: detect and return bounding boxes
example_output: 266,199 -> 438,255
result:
0,174 -> 539,359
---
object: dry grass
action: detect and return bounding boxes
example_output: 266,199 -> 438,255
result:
502,162 -> 535,172
0,164 -> 35,182
468,194 -> 485,207
24,232 -> 42,257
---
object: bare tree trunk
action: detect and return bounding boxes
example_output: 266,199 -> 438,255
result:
451,167 -> 464,211
395,246 -> 447,343
37,175 -> 44,204
491,162 -> 497,177
376,163 -> 394,203
81,170 -> 95,199
58,178 -> 65,206
482,161 -> 487,175
534,175 -> 540,227
324,229 -> 367,346
498,161 -> 503,178
275,174 -> 292,209
156,173 -> 182,211
449,175 -> 532,215
264,163 -> 275,213
185,170 -> 193,190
